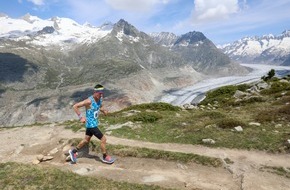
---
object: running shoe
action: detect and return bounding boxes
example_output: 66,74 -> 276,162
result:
102,155 -> 115,164
69,149 -> 77,163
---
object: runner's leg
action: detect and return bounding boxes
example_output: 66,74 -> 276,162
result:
100,135 -> 107,156
76,135 -> 91,150
91,128 -> 108,158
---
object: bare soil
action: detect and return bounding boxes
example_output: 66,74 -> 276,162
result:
1,124 -> 290,190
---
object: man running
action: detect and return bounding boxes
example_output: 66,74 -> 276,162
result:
69,84 -> 113,164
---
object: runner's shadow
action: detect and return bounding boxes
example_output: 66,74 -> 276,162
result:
80,153 -> 115,165
81,153 -> 103,163
67,144 -> 113,164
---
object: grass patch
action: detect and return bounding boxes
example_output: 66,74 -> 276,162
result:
127,112 -> 162,123
231,96 -> 265,106
197,111 -> 226,120
200,84 -> 251,106
255,109 -> 278,123
278,104 -> 290,121
215,117 -> 247,129
63,120 -> 84,132
224,158 -> 234,164
110,144 -> 222,167
261,81 -> 290,95
255,103 -> 290,123
123,102 -> 181,112
111,145 -> 223,167
260,166 -> 290,178
0,162 -> 168,190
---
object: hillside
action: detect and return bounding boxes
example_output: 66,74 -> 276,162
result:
1,74 -> 290,189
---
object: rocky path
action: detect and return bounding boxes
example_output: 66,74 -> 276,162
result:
0,124 -> 290,190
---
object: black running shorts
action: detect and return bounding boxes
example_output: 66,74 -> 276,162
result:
85,127 -> 104,140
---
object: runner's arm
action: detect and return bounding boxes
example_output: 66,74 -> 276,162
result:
100,105 -> 108,116
73,99 -> 91,120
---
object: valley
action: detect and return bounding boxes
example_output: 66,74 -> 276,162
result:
160,64 -> 290,105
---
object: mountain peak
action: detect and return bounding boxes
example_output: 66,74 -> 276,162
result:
113,19 -> 139,37
99,21 -> 114,31
115,19 -> 135,30
21,13 -> 40,23
117,19 -> 128,25
174,31 -> 207,46
281,30 -> 290,37
50,16 -> 61,22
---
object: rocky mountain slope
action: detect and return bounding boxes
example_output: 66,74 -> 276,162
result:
150,31 -> 244,75
0,13 -> 248,126
219,30 -> 290,65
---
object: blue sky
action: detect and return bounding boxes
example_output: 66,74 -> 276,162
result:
1,0 -> 290,44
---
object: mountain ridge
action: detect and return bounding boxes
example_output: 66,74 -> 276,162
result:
219,30 -> 290,65
0,13 -> 248,126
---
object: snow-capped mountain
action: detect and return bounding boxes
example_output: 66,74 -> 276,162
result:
219,30 -> 290,65
0,13 -> 247,126
0,13 -> 113,47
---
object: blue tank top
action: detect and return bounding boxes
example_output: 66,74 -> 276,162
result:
85,96 -> 102,128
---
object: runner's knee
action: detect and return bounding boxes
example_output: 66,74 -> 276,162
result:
82,139 -> 89,144
101,136 -> 107,143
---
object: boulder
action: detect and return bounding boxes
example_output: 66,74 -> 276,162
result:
183,104 -> 198,110
63,145 -> 72,155
249,122 -> 261,127
233,90 -> 249,99
42,156 -> 53,161
279,79 -> 289,83
49,148 -> 58,155
234,126 -> 243,132
32,160 -> 40,165
36,154 -> 44,161
257,82 -> 269,90
247,85 -> 260,94
202,138 -> 216,144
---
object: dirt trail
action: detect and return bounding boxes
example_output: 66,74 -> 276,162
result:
0,124 -> 290,190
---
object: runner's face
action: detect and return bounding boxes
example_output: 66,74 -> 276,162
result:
94,91 -> 103,99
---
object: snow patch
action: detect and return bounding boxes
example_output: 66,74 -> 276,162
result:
0,14 -> 112,46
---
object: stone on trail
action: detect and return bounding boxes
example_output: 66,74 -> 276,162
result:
36,154 -> 44,161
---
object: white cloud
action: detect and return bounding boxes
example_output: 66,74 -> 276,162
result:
105,0 -> 169,12
27,0 -> 45,6
182,0 -> 290,44
65,0 -> 111,24
192,0 -> 239,22
193,0 -> 290,33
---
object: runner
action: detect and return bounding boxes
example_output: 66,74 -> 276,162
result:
69,84 -> 114,164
